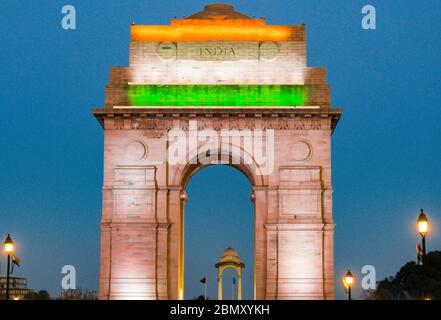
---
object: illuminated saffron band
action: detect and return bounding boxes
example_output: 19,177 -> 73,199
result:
131,20 -> 303,42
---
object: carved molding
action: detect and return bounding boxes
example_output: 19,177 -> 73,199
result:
103,117 -> 334,131
94,108 -> 342,133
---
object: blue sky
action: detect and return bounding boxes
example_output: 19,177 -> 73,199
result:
0,0 -> 440,300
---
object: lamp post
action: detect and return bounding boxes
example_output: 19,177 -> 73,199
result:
343,269 -> 354,301
417,209 -> 429,300
417,209 -> 428,266
3,234 -> 15,301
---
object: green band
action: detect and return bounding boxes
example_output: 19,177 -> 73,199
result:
128,85 -> 308,106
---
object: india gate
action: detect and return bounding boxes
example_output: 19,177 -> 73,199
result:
93,3 -> 342,300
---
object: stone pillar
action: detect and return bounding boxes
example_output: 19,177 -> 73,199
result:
217,274 -> 223,300
264,224 -> 278,299
275,223 -> 325,300
167,187 -> 185,300
156,188 -> 169,299
323,223 -> 335,299
99,223 -> 111,300
253,187 -> 268,300
106,222 -> 159,300
264,188 -> 278,299
273,166 -> 330,300
237,269 -> 242,300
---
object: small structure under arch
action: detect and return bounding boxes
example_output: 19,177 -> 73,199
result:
215,247 -> 245,300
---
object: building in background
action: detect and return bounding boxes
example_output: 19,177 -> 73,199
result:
0,276 -> 34,300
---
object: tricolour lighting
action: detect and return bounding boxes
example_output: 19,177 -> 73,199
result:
131,22 -> 301,42
128,85 -> 308,107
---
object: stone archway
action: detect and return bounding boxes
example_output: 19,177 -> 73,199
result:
172,145 -> 267,300
94,111 -> 339,300
93,4 -> 342,300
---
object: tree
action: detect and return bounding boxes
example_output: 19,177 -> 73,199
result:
24,290 -> 51,300
37,290 -> 51,300
368,251 -> 441,300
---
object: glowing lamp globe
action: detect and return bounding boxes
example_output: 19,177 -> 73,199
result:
4,234 -> 14,254
343,270 -> 354,288
418,209 -> 428,236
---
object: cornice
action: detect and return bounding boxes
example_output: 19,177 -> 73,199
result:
92,107 -> 343,133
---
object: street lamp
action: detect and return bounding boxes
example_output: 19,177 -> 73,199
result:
417,209 -> 429,300
343,269 -> 354,301
417,209 -> 428,266
3,234 -> 14,301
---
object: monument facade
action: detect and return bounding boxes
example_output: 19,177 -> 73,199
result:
93,3 -> 342,300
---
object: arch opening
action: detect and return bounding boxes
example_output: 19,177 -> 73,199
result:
178,145 -> 265,189
218,268 -> 241,300
182,165 -> 254,300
